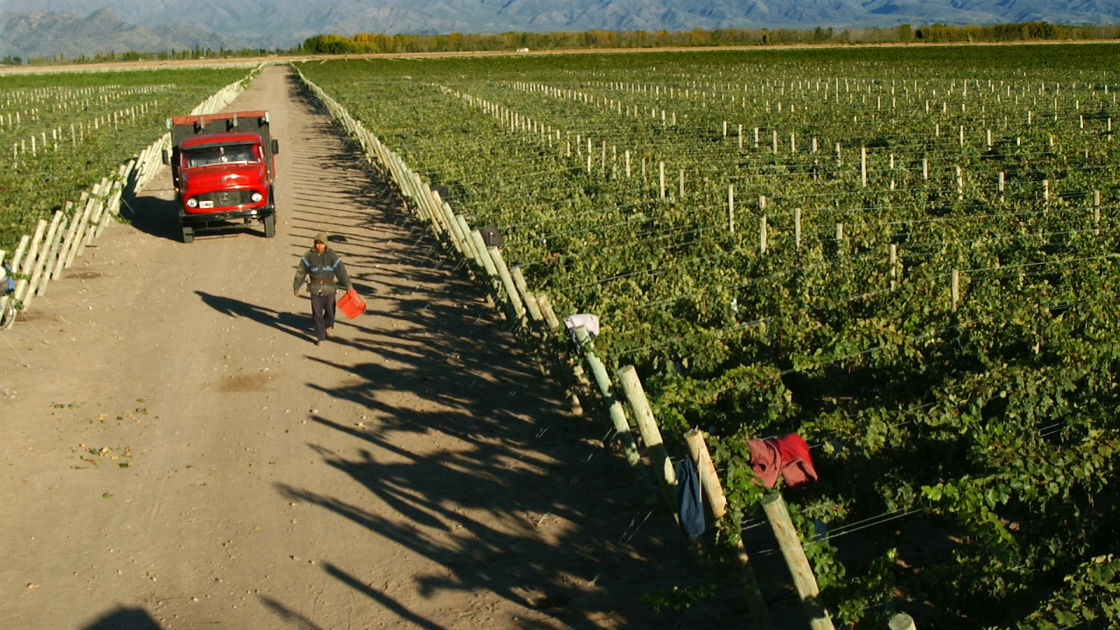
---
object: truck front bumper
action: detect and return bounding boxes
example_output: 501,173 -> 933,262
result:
179,204 -> 275,227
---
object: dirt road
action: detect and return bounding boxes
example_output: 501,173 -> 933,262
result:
0,66 -> 699,629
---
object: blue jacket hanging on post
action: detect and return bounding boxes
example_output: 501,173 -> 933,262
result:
673,458 -> 706,540
2,263 -> 13,296
293,248 -> 352,297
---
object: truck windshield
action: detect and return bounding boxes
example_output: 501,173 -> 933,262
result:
182,144 -> 262,167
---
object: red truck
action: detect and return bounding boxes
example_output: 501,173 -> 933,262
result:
165,110 -> 279,243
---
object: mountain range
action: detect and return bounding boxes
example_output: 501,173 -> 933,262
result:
3,0 -> 1120,60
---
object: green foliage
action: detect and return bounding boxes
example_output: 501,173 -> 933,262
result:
0,66 -> 252,249
298,23 -> 1120,56
1023,555 -> 1120,630
641,576 -> 722,614
296,45 -> 1120,627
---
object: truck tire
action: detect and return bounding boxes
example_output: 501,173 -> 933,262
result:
263,213 -> 276,238
181,225 -> 194,244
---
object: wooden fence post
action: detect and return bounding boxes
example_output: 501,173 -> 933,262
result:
536,294 -> 562,330
25,211 -> 64,306
455,215 -> 481,265
84,178 -> 109,246
63,193 -> 96,267
573,327 -> 656,500
469,229 -> 500,282
615,365 -> 677,502
685,429 -> 773,629
437,201 -> 467,255
509,264 -> 543,323
13,220 -> 46,308
51,202 -> 79,280
761,493 -> 835,630
889,612 -> 917,630
487,246 -> 527,326
37,214 -> 69,295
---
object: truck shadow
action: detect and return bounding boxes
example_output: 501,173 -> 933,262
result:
119,191 -> 181,241
121,190 -> 270,242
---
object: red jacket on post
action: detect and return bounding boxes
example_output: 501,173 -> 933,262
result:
747,433 -> 818,488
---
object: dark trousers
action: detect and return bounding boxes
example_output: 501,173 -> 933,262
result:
310,293 -> 336,341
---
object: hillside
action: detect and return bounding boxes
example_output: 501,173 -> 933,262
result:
0,8 -> 249,60
2,0 -> 1120,59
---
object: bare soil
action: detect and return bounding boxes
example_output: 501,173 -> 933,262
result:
0,66 -> 727,629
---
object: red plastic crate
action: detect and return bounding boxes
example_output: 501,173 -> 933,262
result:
337,289 -> 366,319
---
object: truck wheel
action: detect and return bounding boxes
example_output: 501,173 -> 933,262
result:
263,213 -> 276,238
181,225 -> 194,244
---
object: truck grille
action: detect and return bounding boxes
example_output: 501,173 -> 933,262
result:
195,190 -> 257,208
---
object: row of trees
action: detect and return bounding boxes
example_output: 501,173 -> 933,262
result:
10,21 -> 1120,66
299,22 -> 1120,54
17,47 -> 277,67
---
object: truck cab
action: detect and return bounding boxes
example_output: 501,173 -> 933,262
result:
166,111 -> 279,243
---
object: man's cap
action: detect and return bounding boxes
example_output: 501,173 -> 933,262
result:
314,233 -> 328,244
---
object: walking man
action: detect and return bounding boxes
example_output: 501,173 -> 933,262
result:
293,233 -> 352,344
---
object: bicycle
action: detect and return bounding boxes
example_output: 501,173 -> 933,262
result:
0,264 -> 16,331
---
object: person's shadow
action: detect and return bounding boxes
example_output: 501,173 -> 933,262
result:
82,606 -> 161,629
196,290 -> 310,340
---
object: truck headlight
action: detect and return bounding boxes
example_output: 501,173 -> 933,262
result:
186,197 -> 199,208
251,191 -> 264,203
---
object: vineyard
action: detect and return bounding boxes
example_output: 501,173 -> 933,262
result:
296,45 -> 1120,628
0,66 -> 255,251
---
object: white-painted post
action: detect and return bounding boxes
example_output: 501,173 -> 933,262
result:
951,269 -> 960,313
794,208 -> 802,249
889,244 -> 898,291
728,185 -> 735,234
860,146 -> 868,187
1094,190 -> 1101,235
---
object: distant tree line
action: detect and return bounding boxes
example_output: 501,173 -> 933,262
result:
298,22 -> 1120,54
11,21 -> 1120,66
19,47 -> 277,66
